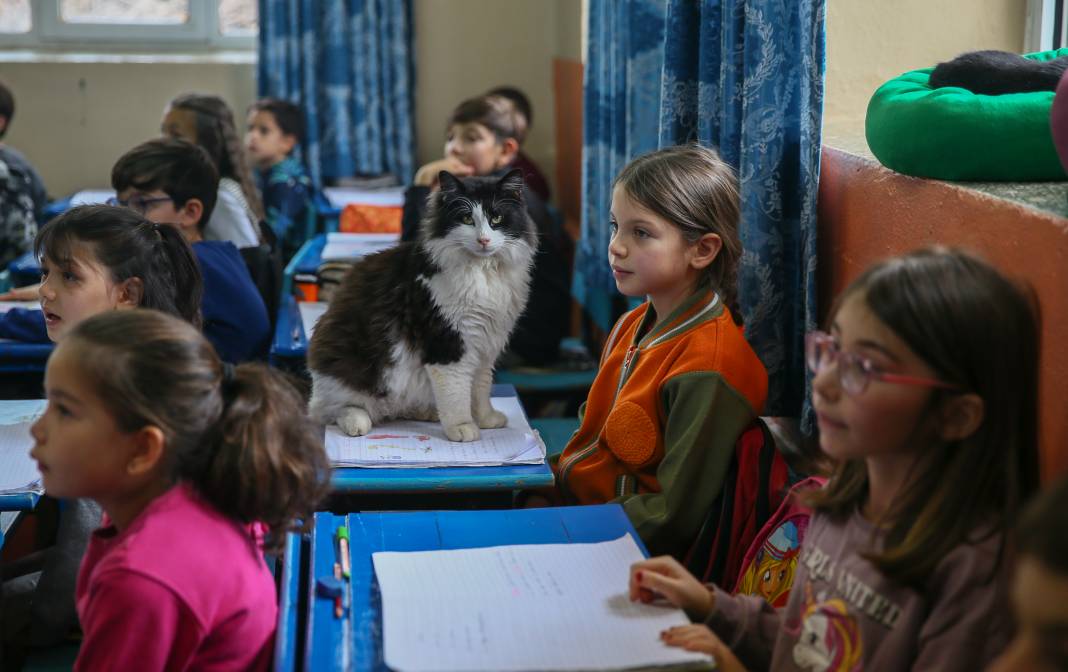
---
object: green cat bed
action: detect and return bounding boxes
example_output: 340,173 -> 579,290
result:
865,48 -> 1068,181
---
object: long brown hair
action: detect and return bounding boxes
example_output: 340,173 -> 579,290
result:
169,93 -> 265,221
66,310 -> 330,552
613,144 -> 743,324
808,247 -> 1040,587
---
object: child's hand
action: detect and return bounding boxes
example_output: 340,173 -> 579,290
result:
660,625 -> 747,671
629,556 -> 714,621
0,283 -> 40,301
413,158 -> 475,187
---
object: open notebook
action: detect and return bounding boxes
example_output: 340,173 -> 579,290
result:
373,534 -> 713,672
0,400 -> 46,496
324,396 -> 546,468
320,232 -> 400,262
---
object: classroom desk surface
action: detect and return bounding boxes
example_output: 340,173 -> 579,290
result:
299,504 -> 645,672
270,295 -> 308,361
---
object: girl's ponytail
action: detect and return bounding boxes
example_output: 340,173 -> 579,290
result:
65,311 -> 331,553
145,222 -> 203,328
195,362 -> 331,548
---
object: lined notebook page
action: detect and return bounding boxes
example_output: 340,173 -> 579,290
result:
372,535 -> 713,672
324,397 -> 544,467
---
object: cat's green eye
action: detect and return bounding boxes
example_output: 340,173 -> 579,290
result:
463,215 -> 473,225
491,215 -> 502,224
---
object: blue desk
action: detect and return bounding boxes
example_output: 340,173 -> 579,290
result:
274,530 -> 305,672
298,504 -> 645,672
270,295 -> 306,362
281,235 -> 327,300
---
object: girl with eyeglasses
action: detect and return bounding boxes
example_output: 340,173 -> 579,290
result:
627,247 -> 1039,671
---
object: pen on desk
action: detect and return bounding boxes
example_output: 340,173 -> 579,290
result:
337,526 -> 351,579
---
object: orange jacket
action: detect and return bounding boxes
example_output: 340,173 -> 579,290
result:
555,287 -> 768,556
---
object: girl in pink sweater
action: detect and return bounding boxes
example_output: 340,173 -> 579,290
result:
30,309 -> 330,671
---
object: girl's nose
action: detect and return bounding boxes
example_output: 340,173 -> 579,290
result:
811,357 -> 841,402
38,279 -> 55,301
608,235 -> 625,258
30,413 -> 45,443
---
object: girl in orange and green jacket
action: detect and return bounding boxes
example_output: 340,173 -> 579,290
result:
555,145 -> 767,558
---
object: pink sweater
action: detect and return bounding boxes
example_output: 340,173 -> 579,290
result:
75,483 -> 276,672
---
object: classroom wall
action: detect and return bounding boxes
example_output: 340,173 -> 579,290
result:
412,0 -> 583,197
0,58 -> 255,197
824,0 -> 1025,128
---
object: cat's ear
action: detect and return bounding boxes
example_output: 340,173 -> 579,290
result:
438,171 -> 464,194
497,168 -> 525,201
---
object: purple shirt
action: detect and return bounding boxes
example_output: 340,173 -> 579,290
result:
708,508 -> 1012,671
75,483 -> 276,671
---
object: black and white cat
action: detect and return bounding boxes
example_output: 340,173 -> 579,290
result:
307,169 -> 536,442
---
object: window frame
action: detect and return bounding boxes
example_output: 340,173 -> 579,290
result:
0,1 -> 255,52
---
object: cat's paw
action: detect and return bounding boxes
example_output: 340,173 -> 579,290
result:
443,421 -> 480,442
475,409 -> 508,429
337,407 -> 372,436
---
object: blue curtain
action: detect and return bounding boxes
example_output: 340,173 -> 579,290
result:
258,0 -> 415,187
580,0 -> 825,417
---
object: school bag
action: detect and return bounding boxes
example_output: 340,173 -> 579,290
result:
683,417 -> 792,587
732,475 -> 826,607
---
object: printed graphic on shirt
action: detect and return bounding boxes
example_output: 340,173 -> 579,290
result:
737,516 -> 806,607
788,583 -> 863,672
800,543 -> 903,629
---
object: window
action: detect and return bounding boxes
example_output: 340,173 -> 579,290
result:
1026,0 -> 1067,51
0,0 -> 256,50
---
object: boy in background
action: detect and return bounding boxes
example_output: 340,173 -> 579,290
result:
245,98 -> 312,259
485,85 -> 551,203
0,80 -> 47,266
111,138 -> 271,362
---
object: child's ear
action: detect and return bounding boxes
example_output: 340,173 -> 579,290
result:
497,137 -> 520,168
937,393 -> 985,443
127,425 -> 166,478
689,233 -> 723,270
281,132 -> 298,155
116,277 -> 144,309
180,198 -> 204,227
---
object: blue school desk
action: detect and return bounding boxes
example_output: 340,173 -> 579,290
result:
0,340 -> 52,373
295,504 -> 646,672
6,251 -> 41,289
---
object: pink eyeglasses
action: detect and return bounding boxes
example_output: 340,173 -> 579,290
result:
805,331 -> 961,396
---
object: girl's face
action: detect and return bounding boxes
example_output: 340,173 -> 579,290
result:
811,291 -> 941,462
444,122 -> 509,175
161,105 -> 198,145
38,247 -> 135,342
30,342 -> 140,500
608,186 -> 702,314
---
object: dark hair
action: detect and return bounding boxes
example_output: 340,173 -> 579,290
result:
35,205 -> 203,328
0,80 -> 13,140
111,138 -> 220,230
486,86 -> 532,143
1018,476 -> 1068,575
167,93 -> 264,221
808,247 -> 1040,587
447,95 -> 521,144
248,97 -> 305,145
64,310 -> 331,553
613,144 -> 743,324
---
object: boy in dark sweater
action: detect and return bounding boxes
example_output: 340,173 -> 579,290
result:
111,138 -> 270,362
